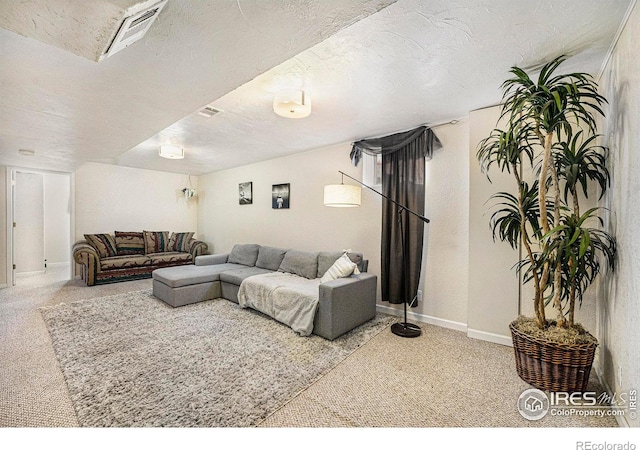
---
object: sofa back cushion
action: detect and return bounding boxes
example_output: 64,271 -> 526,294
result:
228,244 -> 260,266
255,246 -> 288,271
114,231 -> 145,256
278,250 -> 319,279
317,251 -> 365,278
168,232 -> 194,253
320,252 -> 361,283
143,230 -> 170,254
84,233 -> 118,258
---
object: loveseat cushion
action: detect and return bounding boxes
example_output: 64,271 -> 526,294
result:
278,250 -> 319,280
219,267 -> 274,285
114,231 -> 145,255
153,263 -> 245,288
228,244 -> 260,266
84,233 -> 118,258
255,246 -> 288,271
101,254 -> 151,270
317,251 -> 365,278
147,252 -> 192,266
168,232 -> 194,252
143,231 -> 170,254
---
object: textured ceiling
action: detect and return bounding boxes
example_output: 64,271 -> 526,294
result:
0,0 -> 395,172
0,0 -> 633,175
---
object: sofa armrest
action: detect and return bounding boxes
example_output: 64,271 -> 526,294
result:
314,273 -> 377,340
195,253 -> 229,266
189,239 -> 209,259
72,240 -> 101,286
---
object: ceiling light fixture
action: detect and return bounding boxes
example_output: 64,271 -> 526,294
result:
273,89 -> 311,118
18,149 -> 35,156
159,145 -> 184,159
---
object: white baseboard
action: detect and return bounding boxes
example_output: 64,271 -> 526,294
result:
375,305 -> 511,347
0,283 -> 7,289
593,366 -> 629,428
467,328 -> 513,347
46,262 -> 70,268
16,270 -> 45,277
376,304 -> 467,333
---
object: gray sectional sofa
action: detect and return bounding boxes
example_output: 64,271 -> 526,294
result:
152,244 -> 377,340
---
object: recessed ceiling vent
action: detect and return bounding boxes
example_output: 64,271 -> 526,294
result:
103,0 -> 168,59
198,106 -> 222,118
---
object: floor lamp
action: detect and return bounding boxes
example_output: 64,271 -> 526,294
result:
324,170 -> 429,338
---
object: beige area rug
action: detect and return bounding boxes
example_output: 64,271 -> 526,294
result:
40,290 -> 394,427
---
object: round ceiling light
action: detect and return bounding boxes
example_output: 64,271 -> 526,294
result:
159,145 -> 184,159
273,89 -> 311,119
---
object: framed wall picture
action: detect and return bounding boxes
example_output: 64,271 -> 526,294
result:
272,183 -> 290,209
239,182 -> 252,205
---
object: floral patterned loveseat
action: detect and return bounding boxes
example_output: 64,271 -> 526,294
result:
73,230 -> 208,286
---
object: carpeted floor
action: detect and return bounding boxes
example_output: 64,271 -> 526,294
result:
0,266 -> 619,428
39,290 -> 394,427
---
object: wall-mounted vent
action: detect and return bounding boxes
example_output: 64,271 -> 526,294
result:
198,106 -> 222,118
103,0 -> 168,59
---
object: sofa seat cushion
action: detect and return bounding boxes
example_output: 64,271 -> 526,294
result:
219,267 -> 274,285
101,254 -> 152,270
146,252 -> 192,266
152,263 -> 246,288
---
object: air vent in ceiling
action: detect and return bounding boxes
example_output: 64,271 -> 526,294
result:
103,0 -> 168,59
198,106 -> 222,118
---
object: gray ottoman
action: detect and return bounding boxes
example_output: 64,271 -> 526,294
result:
151,263 -> 242,307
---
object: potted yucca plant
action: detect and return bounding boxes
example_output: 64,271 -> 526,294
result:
476,56 -> 616,392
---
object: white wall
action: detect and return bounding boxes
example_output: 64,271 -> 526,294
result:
416,120 -> 470,327
0,167 -> 7,286
44,172 -> 71,265
596,1 -> 640,428
74,163 -> 199,240
467,107 -> 520,343
198,126 -> 471,326
197,143 -> 381,275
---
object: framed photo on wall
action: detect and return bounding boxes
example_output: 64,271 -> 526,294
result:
272,183 -> 290,209
239,182 -> 252,205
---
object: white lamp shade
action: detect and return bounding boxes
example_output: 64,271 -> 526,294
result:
273,90 -> 311,118
324,184 -> 361,207
159,145 -> 184,159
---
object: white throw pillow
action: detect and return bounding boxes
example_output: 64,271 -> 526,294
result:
320,253 -> 360,283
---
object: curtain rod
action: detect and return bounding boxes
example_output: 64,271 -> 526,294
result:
353,119 -> 463,142
427,118 -> 463,129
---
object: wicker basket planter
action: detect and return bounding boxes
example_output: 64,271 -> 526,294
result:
510,321 -> 597,393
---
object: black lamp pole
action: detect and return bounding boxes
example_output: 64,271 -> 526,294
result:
338,171 -> 428,338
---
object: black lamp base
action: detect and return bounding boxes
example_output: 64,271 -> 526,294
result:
391,322 -> 421,338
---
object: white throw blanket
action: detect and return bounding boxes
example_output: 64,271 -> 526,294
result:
238,272 -> 321,336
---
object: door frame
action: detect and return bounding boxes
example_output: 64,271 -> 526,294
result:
5,166 -> 74,286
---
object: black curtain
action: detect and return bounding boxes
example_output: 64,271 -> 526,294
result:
351,126 -> 441,306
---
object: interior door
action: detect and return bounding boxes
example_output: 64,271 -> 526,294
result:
14,171 -> 45,277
